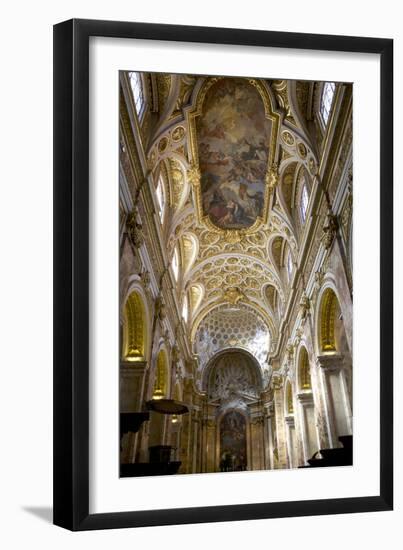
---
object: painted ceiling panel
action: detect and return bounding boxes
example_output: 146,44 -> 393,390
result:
196,79 -> 271,230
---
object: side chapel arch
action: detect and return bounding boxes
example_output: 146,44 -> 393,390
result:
297,345 -> 312,391
122,290 -> 147,361
152,347 -> 169,399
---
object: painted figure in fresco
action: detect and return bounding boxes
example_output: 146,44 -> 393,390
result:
197,78 -> 271,230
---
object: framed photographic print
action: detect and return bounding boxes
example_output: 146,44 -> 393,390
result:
53,19 -> 393,531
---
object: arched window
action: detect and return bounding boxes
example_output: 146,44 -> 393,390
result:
156,175 -> 165,222
287,250 -> 293,281
128,72 -> 145,116
172,247 -> 179,282
300,182 -> 309,223
320,82 -> 336,125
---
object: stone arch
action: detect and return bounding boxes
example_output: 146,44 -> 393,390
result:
180,232 -> 198,277
152,347 -> 169,400
297,346 -> 312,391
314,283 -> 353,445
264,283 -> 283,320
166,154 -> 190,213
188,283 -> 204,317
278,160 -> 299,215
316,286 -> 350,356
269,234 -> 294,285
293,165 -> 312,234
202,348 -> 264,394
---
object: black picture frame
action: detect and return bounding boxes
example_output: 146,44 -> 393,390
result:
53,18 -> 393,531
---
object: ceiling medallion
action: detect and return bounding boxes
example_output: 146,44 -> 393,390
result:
171,126 -> 185,142
297,142 -> 307,158
281,131 -> 295,146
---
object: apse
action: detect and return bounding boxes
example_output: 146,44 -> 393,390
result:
206,350 -> 262,402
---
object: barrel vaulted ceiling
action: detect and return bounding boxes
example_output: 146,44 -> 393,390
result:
142,73 -> 319,376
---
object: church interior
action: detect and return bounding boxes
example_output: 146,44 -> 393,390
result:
119,71 -> 353,477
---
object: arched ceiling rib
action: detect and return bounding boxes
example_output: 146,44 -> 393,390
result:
143,75 -> 320,374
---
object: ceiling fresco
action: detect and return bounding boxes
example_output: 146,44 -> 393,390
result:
196,79 -> 272,230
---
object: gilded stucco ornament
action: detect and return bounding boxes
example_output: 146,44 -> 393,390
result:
297,142 -> 307,158
187,164 -> 201,187
223,230 -> 242,244
282,130 -> 295,146
171,126 -> 185,142
223,286 -> 245,305
266,163 -> 279,194
271,79 -> 297,125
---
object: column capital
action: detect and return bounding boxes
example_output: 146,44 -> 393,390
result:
296,391 -> 314,405
120,360 -> 148,374
284,415 -> 295,427
316,353 -> 345,370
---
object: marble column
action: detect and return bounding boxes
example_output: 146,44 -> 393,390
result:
284,415 -> 298,468
317,353 -> 352,447
264,403 -> 274,470
273,384 -> 288,468
296,392 -> 319,463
